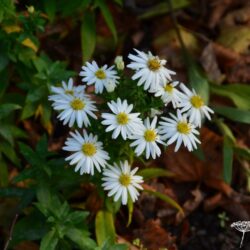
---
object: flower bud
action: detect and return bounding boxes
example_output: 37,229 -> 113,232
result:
105,80 -> 116,93
114,56 -> 124,70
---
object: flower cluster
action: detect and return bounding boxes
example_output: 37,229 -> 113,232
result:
49,49 -> 214,205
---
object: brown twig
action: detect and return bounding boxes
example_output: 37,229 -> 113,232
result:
3,213 -> 19,250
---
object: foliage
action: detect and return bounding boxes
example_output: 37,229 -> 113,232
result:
0,0 -> 250,249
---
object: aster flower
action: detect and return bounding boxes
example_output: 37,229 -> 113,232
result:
51,92 -> 97,128
101,98 -> 143,140
79,61 -> 119,94
159,110 -> 200,152
63,130 -> 110,175
152,81 -> 186,108
179,83 -> 214,127
49,78 -> 85,102
130,117 -> 164,159
127,49 -> 176,92
102,161 -> 143,205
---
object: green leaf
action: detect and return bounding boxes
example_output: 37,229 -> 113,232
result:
95,0 -> 117,42
18,142 -> 41,167
234,146 -> 250,161
138,168 -> 174,180
223,137 -> 234,184
40,229 -> 59,250
11,210 -> 49,246
67,211 -> 89,225
0,103 -> 21,119
144,189 -> 183,214
81,11 -> 96,62
95,210 -> 116,246
0,124 -> 14,145
211,84 -> 250,110
0,157 -> 8,187
65,227 -> 97,250
215,118 -> 236,143
127,198 -> 133,227
139,0 -> 191,19
213,106 -> 250,124
187,58 -> 209,104
0,141 -> 20,165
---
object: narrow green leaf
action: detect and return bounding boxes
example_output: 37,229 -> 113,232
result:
65,228 -> 97,250
213,106 -> 250,124
40,229 -> 58,250
95,210 -> 116,246
127,198 -> 133,227
187,59 -> 209,104
81,11 -> 96,62
139,0 -> 191,19
215,118 -> 236,143
138,168 -> 174,180
234,146 -> 250,161
0,103 -> 21,119
95,0 -> 117,42
0,141 -> 20,165
211,84 -> 250,110
144,189 -> 183,214
223,137 -> 234,184
11,210 -> 49,246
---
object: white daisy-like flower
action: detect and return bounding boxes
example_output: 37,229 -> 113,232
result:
51,92 -> 97,128
49,78 -> 85,102
130,117 -> 164,159
102,161 -> 143,205
63,130 -> 110,175
127,49 -> 176,92
159,110 -> 200,152
152,81 -> 186,108
101,98 -> 143,140
79,61 -> 119,94
179,83 -> 214,127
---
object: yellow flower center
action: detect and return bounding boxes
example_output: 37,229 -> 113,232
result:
95,69 -> 106,79
119,174 -> 131,186
164,84 -> 174,93
70,99 -> 85,110
190,95 -> 204,108
147,58 -> 161,71
177,122 -> 191,134
65,90 -> 74,95
144,129 -> 157,142
82,143 -> 96,156
116,112 -> 129,125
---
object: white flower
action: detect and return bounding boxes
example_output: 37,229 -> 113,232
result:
114,56 -> 124,70
159,110 -> 200,152
152,81 -> 186,108
51,92 -> 97,128
63,130 -> 110,175
49,78 -> 85,102
127,49 -> 176,92
101,98 -> 143,140
130,117 -> 164,159
179,83 -> 214,127
102,161 -> 143,205
79,61 -> 119,94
